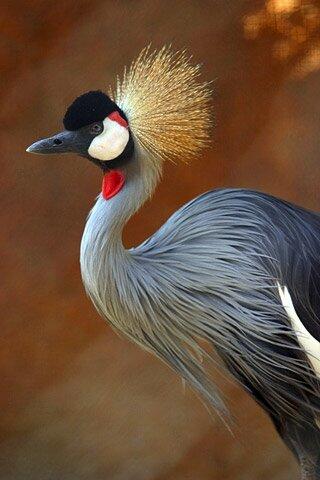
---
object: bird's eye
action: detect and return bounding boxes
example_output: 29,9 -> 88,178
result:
89,123 -> 103,135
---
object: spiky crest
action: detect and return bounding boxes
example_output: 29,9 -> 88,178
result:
109,46 -> 212,163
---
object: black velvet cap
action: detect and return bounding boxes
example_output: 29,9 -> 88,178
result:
63,90 -> 127,131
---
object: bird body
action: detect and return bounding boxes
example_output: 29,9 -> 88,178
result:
81,160 -> 320,422
27,47 -> 320,479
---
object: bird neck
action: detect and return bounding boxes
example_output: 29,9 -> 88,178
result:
98,151 -> 161,246
80,151 -> 161,296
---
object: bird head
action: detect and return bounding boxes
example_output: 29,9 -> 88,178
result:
27,46 -> 212,198
27,90 -> 134,172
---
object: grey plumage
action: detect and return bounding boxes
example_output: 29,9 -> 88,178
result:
80,153 -> 320,475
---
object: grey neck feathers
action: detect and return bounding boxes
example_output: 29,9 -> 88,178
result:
80,150 -> 161,329
80,152 -> 228,416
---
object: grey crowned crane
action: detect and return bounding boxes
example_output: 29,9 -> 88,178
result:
27,47 -> 320,479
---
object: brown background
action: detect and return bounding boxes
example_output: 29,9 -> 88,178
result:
1,1 -> 320,478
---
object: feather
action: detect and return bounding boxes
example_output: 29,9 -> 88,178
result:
109,45 -> 212,163
277,283 -> 320,378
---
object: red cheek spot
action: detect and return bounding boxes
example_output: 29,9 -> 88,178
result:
102,170 -> 125,200
108,111 -> 128,128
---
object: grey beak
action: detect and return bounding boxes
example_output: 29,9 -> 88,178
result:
26,130 -> 78,154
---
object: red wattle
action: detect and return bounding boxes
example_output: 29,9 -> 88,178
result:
102,170 -> 125,200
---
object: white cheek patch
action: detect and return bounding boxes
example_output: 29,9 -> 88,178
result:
88,117 -> 129,161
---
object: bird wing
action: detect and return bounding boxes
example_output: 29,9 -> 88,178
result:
278,283 -> 320,378
267,194 -> 320,343
132,188 -> 320,421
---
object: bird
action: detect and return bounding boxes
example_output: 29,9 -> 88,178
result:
27,46 -> 320,479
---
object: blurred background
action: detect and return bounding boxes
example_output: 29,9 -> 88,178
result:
1,0 -> 320,478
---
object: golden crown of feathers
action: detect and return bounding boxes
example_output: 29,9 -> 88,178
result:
110,46 -> 213,163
